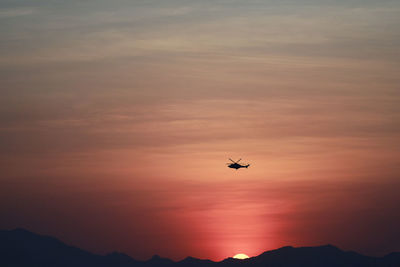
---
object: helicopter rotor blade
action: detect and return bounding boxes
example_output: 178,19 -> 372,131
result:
237,158 -> 242,163
229,158 -> 236,163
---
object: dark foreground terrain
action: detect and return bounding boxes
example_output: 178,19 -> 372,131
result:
1,229 -> 399,267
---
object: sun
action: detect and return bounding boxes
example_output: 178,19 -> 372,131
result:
233,253 -> 249,259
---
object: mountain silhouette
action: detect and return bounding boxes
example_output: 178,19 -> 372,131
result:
1,228 -> 399,267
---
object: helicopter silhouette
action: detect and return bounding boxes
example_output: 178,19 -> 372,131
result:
227,158 -> 250,170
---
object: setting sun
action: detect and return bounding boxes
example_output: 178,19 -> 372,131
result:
233,254 -> 249,260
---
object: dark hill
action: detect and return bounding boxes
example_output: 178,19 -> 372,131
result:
1,229 -> 399,267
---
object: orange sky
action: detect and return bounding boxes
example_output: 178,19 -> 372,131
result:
1,0 -> 400,261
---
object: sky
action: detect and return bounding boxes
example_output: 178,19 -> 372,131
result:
1,0 -> 400,261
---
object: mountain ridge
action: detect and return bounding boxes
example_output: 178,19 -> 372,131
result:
0,228 -> 399,267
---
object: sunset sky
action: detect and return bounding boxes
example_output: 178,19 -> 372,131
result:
1,0 -> 400,261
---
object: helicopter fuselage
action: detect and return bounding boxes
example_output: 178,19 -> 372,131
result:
228,163 -> 249,169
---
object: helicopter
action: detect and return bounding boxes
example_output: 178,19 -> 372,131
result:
227,158 -> 250,170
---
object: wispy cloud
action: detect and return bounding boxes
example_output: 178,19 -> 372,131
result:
0,7 -> 35,18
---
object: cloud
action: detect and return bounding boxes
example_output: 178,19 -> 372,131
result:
0,8 -> 35,18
